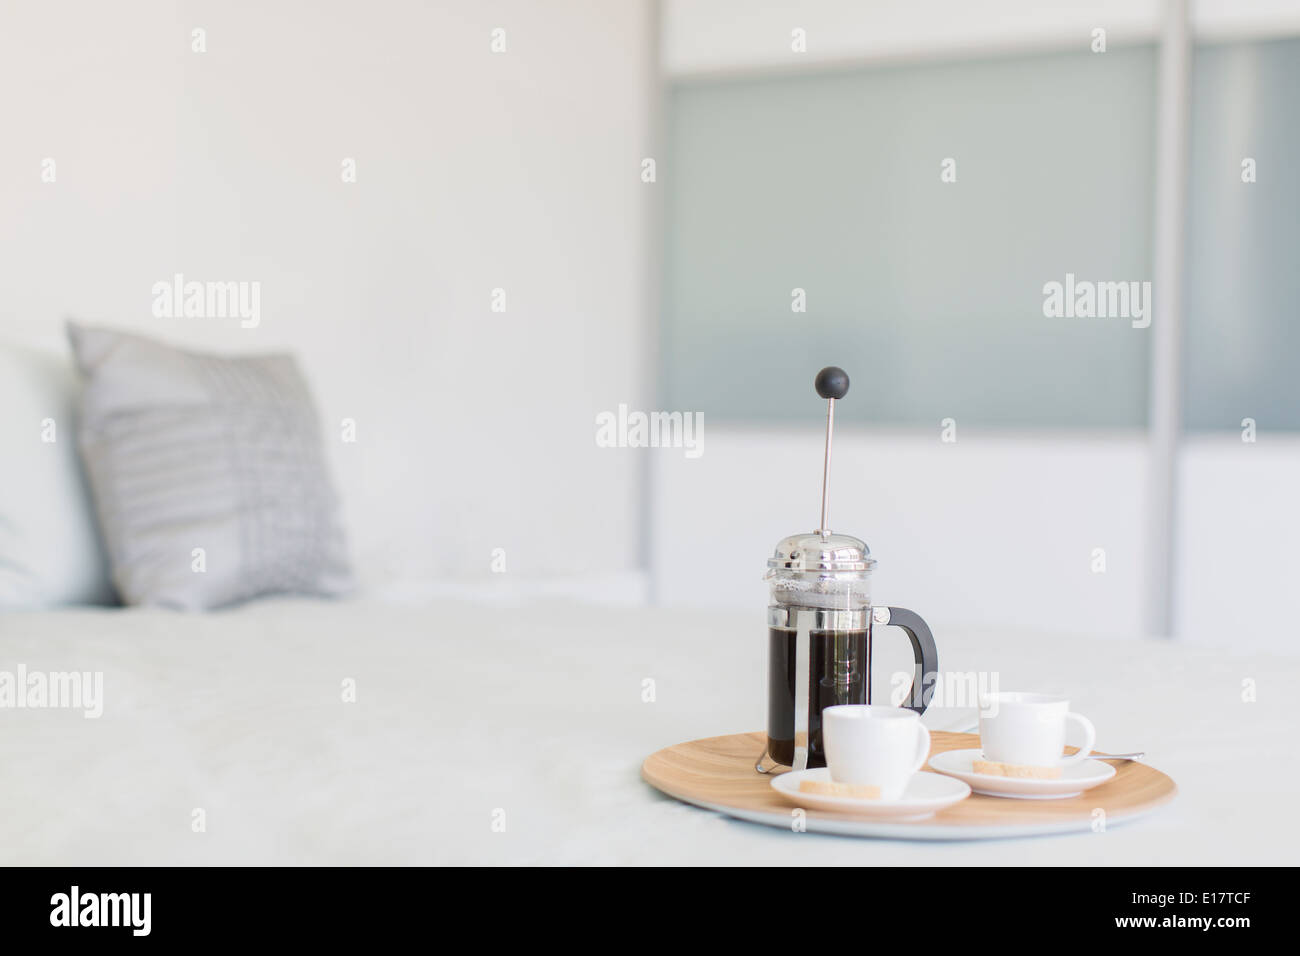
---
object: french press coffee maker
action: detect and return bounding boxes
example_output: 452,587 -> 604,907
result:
757,367 -> 939,774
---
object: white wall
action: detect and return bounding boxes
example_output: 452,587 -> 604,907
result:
652,427 -> 1149,640
1177,435 -> 1300,652
0,0 -> 655,598
662,0 -> 1163,76
652,427 -> 1300,650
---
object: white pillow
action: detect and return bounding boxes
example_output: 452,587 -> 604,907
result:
67,324 -> 354,610
0,344 -> 116,607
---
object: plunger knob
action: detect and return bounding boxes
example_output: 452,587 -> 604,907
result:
815,366 -> 850,400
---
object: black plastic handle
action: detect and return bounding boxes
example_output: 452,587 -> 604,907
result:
879,606 -> 938,714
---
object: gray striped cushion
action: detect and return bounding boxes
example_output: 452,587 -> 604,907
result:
68,323 -> 353,610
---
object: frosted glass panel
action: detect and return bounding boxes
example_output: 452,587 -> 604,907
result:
663,48 -> 1156,427
1185,38 -> 1300,432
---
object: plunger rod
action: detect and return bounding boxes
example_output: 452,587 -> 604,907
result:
812,366 -> 850,536
819,398 -> 834,535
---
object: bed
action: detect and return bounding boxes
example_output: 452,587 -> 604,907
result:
2,598 -> 1293,865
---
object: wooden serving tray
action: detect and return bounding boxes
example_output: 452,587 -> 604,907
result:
642,731 -> 1177,840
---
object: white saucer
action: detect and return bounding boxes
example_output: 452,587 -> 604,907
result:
927,749 -> 1117,799
771,768 -> 971,819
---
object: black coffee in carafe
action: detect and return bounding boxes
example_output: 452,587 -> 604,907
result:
809,627 -> 869,763
767,626 -> 869,768
766,627 -> 798,767
757,367 -> 938,775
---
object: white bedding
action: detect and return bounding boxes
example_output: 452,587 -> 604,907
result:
2,598 -> 1296,865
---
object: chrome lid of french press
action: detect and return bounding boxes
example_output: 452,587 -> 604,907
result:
767,531 -> 875,575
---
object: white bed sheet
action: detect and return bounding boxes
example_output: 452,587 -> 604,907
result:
1,598 -> 1295,865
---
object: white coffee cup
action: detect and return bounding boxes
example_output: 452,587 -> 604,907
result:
822,705 -> 931,800
979,692 -> 1096,767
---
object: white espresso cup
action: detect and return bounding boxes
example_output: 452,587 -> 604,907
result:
979,692 -> 1096,767
822,705 -> 931,800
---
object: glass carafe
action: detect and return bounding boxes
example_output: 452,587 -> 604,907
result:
760,531 -> 938,772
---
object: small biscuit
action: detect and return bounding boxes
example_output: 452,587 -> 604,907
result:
797,780 -> 882,799
972,759 -> 1062,780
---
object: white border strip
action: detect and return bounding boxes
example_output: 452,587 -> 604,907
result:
1146,0 -> 1192,638
662,0 -> 1300,79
